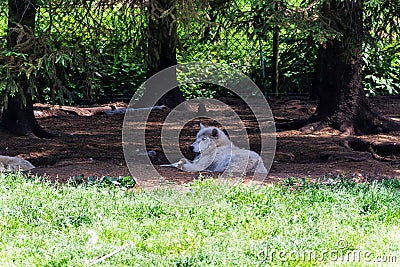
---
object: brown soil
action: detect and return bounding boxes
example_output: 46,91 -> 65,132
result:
1,96 -> 399,185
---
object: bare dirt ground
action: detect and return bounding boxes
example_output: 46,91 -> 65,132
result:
1,96 -> 399,185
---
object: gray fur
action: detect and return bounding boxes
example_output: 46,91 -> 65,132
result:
0,156 -> 35,172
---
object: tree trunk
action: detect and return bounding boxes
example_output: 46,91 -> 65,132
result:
271,0 -> 280,96
142,0 -> 185,109
278,0 -> 400,135
309,45 -> 323,100
1,0 -> 52,137
2,90 -> 52,138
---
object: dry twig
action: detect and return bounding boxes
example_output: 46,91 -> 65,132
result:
89,242 -> 133,265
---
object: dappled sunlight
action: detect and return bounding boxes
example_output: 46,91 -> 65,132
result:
1,96 -> 399,184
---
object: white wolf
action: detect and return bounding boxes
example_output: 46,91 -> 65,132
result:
0,155 -> 35,172
167,124 -> 267,176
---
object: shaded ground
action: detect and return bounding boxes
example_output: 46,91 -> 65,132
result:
1,96 -> 399,185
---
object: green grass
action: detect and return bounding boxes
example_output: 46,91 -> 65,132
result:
0,173 -> 399,266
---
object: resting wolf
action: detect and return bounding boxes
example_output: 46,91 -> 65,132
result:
0,155 -> 35,172
168,124 -> 267,175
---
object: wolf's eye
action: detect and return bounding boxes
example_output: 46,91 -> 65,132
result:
202,137 -> 207,141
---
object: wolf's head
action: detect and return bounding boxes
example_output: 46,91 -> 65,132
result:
189,123 -> 231,154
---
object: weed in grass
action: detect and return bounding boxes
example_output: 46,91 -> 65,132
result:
68,175 -> 136,189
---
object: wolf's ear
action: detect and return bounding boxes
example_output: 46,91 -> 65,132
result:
199,123 -> 205,129
212,128 -> 218,137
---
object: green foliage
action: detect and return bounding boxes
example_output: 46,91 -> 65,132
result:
176,0 -> 262,98
36,1 -> 148,104
68,174 -> 137,189
0,0 -> 399,103
0,6 -> 6,47
71,58 -> 146,104
0,0 -> 148,105
362,0 -> 400,96
278,34 -> 318,94
0,28 -> 75,106
363,41 -> 400,96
